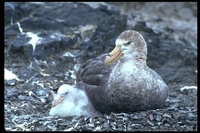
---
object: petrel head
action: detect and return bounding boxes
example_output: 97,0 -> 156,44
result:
104,30 -> 147,66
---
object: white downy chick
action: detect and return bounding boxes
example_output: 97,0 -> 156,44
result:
49,84 -> 100,117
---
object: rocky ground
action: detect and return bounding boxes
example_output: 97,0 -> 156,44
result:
4,2 -> 197,131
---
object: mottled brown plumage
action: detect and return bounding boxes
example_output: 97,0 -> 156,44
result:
76,30 -> 169,114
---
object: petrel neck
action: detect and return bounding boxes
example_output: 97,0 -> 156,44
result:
120,53 -> 147,65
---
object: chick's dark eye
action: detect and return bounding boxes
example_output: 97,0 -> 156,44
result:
124,41 -> 131,46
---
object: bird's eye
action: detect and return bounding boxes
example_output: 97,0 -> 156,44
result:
124,41 -> 131,46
